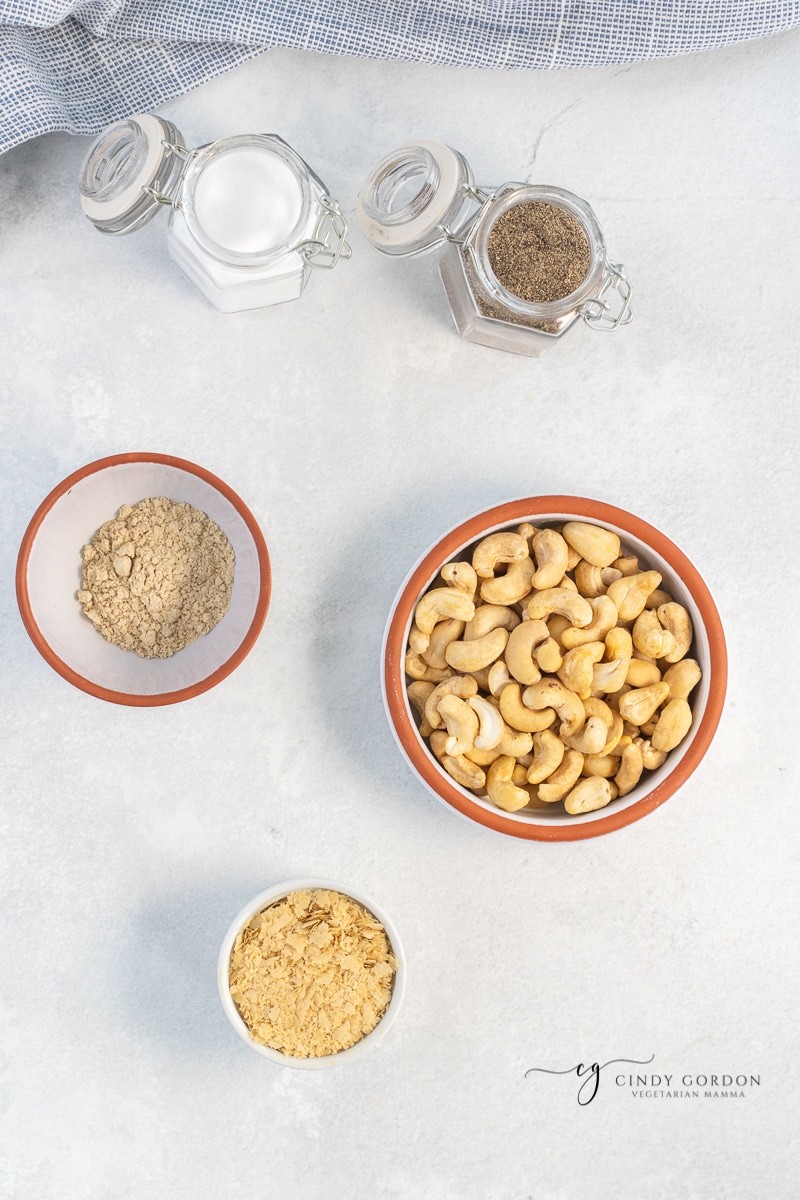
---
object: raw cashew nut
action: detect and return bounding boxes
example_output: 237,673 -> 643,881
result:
505,619 -> 550,685
598,709 -> 625,756
441,753 -> 486,791
633,736 -> 668,770
466,666 -> 492,692
424,675 -> 478,730
581,754 -> 618,778
605,627 -> 633,661
558,642 -> 605,695
645,588 -> 673,610
538,750 -> 584,803
496,721 -> 534,758
626,658 -> 662,688
526,730 -> 566,785
534,637 -> 563,673
618,682 -> 671,726
407,681 -> 435,737
606,571 -> 663,621
464,744 -> 502,767
546,613 -> 572,650
440,560 -> 478,598
632,610 -> 677,660
486,756 -> 531,812
574,562 -> 622,598
532,529 -> 569,590
480,556 -> 536,605
592,657 -> 629,694
414,587 -> 476,638
662,658 -> 702,700
472,532 -> 528,578
422,618 -> 466,669
615,742 -> 644,797
527,588 -> 593,628
564,776 -> 615,815
429,731 -> 448,759
463,604 -> 520,640
609,733 -> 632,756
651,699 -> 693,752
584,696 -> 614,730
562,717 -> 610,755
657,603 -> 693,663
405,652 -> 453,683
408,624 -> 429,655
562,522 -> 621,568
487,659 -> 512,697
612,554 -> 639,576
437,693 -> 479,757
561,596 -> 618,649
500,683 -> 557,733
445,627 -> 508,672
468,695 -> 505,751
564,543 -> 582,571
522,678 -> 585,738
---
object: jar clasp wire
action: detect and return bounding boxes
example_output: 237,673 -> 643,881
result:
581,261 -> 633,331
436,182 -> 495,247
139,142 -> 192,209
300,197 -> 352,269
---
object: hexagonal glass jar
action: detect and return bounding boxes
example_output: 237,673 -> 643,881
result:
79,114 -> 349,313
357,141 -> 631,357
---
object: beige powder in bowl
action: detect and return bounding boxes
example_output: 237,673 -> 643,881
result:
76,496 -> 235,658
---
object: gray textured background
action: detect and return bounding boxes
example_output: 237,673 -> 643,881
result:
1,30 -> 799,1200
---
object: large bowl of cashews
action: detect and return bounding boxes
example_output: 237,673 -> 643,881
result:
383,497 -> 727,841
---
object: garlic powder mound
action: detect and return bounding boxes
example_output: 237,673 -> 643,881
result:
228,889 -> 397,1058
76,496 -> 235,658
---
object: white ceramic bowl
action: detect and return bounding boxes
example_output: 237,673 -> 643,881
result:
16,453 -> 271,706
383,496 -> 727,841
218,879 -> 406,1068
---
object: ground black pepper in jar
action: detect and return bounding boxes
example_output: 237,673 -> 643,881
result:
357,142 -> 632,357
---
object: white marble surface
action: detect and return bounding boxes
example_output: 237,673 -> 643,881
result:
2,31 -> 799,1200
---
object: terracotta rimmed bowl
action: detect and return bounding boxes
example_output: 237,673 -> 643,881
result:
218,879 -> 406,1068
383,497 -> 727,842
16,453 -> 271,706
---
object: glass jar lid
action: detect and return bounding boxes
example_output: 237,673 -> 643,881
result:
79,114 -> 186,235
357,140 -> 475,256
179,135 -> 314,267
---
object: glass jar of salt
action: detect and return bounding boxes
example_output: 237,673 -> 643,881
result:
79,114 -> 350,313
357,141 -> 632,357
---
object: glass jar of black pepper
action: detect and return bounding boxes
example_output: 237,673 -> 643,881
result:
357,141 -> 632,357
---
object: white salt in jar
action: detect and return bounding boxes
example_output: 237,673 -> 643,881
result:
357,140 -> 632,357
79,114 -> 350,313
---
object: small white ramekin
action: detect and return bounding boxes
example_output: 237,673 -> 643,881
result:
217,879 -> 406,1068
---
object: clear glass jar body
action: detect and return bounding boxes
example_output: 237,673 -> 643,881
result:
439,183 -> 608,357
166,135 -> 328,313
79,118 -> 348,314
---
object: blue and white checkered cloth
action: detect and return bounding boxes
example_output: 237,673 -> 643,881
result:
1,1 -> 798,154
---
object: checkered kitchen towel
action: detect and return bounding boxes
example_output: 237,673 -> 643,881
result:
1,1 -> 798,154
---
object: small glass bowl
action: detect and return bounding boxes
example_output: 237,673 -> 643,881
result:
217,879 -> 406,1068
